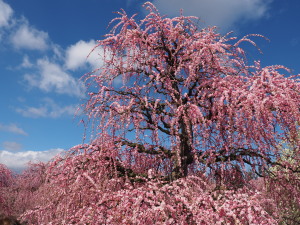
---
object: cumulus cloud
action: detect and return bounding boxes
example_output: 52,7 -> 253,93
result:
0,123 -> 28,135
10,22 -> 49,50
0,148 -> 64,171
16,97 -> 78,118
0,0 -> 13,27
152,0 -> 272,30
65,39 -> 103,70
24,58 -> 85,97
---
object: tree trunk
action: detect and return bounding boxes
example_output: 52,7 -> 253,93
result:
172,120 -> 194,179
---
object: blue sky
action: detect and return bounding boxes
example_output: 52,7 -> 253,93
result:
0,0 -> 300,171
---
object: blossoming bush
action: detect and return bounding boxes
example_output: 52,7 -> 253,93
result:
20,153 -> 277,224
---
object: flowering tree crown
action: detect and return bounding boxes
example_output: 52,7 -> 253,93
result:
83,2 -> 300,180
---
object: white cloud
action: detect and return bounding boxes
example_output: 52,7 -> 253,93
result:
2,141 -> 22,151
152,0 -> 272,30
65,39 -> 103,70
16,98 -> 78,118
52,43 -> 64,60
0,148 -> 64,171
11,22 -> 49,50
0,0 -> 13,27
21,55 -> 33,68
16,105 -> 47,118
0,123 -> 28,136
24,58 -> 85,97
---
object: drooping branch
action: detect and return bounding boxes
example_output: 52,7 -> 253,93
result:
119,139 -> 173,158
